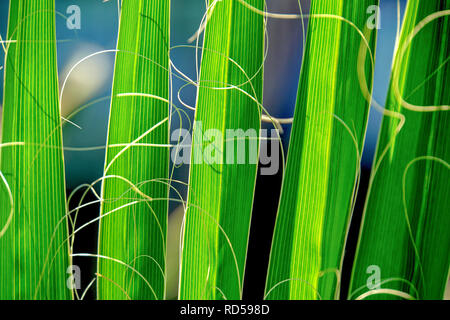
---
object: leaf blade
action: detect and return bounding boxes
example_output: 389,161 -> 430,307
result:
265,0 -> 378,300
349,0 -> 450,300
97,0 -> 170,300
0,0 -> 71,299
179,0 -> 265,300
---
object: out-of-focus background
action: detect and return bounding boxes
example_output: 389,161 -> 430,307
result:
3,0 -> 446,300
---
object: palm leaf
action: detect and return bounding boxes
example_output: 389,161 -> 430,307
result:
349,0 -> 450,300
97,0 -> 170,300
0,0 -> 71,299
265,0 -> 378,300
179,0 -> 265,300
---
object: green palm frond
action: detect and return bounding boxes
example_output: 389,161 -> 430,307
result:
265,0 -> 378,300
349,0 -> 450,300
0,0 -> 71,299
97,0 -> 170,300
179,0 -> 265,300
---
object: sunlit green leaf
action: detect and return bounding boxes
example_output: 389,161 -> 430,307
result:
265,0 -> 378,300
349,0 -> 450,300
97,0 -> 170,300
0,0 -> 71,299
179,0 -> 265,300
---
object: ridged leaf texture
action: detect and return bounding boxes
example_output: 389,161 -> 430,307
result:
179,0 -> 264,300
97,0 -> 170,300
349,0 -> 450,300
0,0 -> 71,299
265,0 -> 378,300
